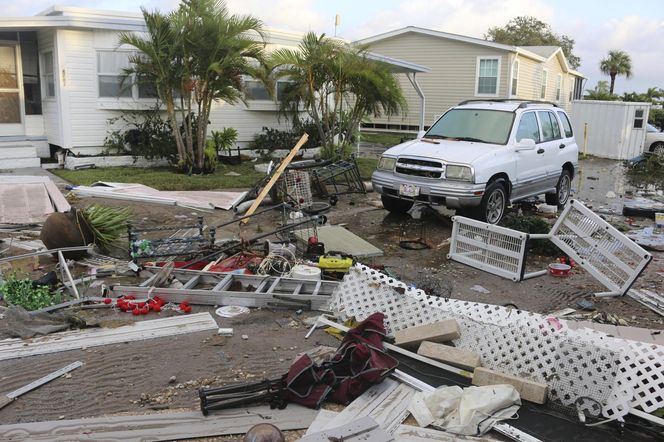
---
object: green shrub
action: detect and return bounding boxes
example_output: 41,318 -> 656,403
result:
500,215 -> 559,256
103,104 -> 178,164
649,108 -> 664,130
0,274 -> 61,311
625,150 -> 664,190
210,128 -> 239,153
249,118 -> 322,157
81,205 -> 132,250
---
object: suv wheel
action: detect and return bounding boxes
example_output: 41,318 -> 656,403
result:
545,169 -> 572,208
381,195 -> 414,214
479,181 -> 507,224
651,142 -> 664,155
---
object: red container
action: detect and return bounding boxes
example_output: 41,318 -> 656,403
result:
548,263 -> 571,277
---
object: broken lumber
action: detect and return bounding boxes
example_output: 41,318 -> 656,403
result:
417,341 -> 481,371
472,367 -> 548,404
394,320 -> 460,350
0,313 -> 217,361
241,133 -> 308,224
0,361 -> 82,410
0,405 -> 317,441
300,416 -> 389,442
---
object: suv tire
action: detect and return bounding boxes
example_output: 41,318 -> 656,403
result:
381,195 -> 414,214
651,142 -> 664,155
478,180 -> 507,224
545,169 -> 572,208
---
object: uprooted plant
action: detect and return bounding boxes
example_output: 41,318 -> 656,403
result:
78,205 -> 132,251
0,273 -> 62,311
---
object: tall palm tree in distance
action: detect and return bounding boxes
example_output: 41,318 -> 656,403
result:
599,50 -> 632,95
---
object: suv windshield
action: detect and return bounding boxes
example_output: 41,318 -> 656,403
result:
425,109 -> 514,145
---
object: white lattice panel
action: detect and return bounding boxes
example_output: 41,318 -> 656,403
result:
447,216 -> 528,282
329,265 -> 664,418
284,170 -> 312,209
550,200 -> 652,295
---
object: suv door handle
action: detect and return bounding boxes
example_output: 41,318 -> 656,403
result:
559,143 -> 566,149
537,148 -> 545,154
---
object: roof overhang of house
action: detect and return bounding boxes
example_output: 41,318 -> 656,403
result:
0,15 -> 146,33
366,52 -> 431,73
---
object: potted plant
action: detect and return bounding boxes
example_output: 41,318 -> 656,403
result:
212,128 -> 240,165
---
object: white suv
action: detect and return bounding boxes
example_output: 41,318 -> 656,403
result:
372,100 -> 579,224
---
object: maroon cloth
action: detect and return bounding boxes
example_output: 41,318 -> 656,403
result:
280,313 -> 398,408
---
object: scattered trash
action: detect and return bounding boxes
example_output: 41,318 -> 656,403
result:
218,328 -> 234,336
626,227 -> 664,251
577,299 -> 596,311
470,285 -> 490,294
606,191 -> 617,198
215,305 -> 251,318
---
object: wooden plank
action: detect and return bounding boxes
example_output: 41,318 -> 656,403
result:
369,383 -> 415,434
305,409 -> 339,435
0,405 -> 317,441
241,133 -> 308,225
0,313 -> 218,361
323,378 -> 399,431
42,180 -> 71,212
300,416 -> 389,442
294,225 -> 383,258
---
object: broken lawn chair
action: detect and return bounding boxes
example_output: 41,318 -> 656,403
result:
199,312 -> 397,414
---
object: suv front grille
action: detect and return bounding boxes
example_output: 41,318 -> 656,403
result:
395,157 -> 444,179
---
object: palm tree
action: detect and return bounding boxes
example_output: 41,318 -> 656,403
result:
645,87 -> 662,103
270,33 -> 406,157
599,50 -> 632,95
120,0 -> 266,172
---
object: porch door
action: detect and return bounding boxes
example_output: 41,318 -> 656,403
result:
0,43 -> 24,136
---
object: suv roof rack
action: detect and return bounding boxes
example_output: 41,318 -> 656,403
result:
457,99 -> 559,108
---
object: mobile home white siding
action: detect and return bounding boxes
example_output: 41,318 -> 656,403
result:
37,28 -> 62,147
569,100 -> 651,159
55,28 -> 300,154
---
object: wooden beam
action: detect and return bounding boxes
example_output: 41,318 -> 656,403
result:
0,313 -> 218,361
0,405 -> 318,441
240,133 -> 308,224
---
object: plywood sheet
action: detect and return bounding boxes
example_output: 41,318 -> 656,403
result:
0,183 -> 54,224
295,225 -> 383,258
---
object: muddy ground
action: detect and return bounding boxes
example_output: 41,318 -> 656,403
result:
0,157 -> 662,437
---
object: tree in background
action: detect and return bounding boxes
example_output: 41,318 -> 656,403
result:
270,33 -> 406,158
120,0 -> 267,173
485,16 -> 581,70
599,50 -> 633,95
584,80 -> 616,100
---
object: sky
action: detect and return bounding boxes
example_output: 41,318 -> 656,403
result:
8,0 -> 664,94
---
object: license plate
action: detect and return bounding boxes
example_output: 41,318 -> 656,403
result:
398,184 -> 420,197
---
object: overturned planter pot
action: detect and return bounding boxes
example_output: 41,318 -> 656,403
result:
64,155 -> 170,170
40,209 -> 95,260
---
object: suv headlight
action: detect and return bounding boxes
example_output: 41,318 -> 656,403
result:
445,165 -> 473,181
377,156 -> 396,171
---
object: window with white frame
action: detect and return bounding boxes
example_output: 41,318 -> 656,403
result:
540,69 -> 548,100
476,57 -> 500,96
97,50 -> 158,99
245,78 -> 293,101
555,74 -> 562,101
511,60 -> 519,96
40,51 -> 55,98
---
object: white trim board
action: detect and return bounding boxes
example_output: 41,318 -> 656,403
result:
0,313 -> 218,361
0,405 -> 317,441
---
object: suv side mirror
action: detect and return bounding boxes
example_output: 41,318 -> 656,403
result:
416,130 -> 426,139
515,139 -> 536,151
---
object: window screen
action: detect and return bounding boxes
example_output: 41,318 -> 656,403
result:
477,58 -> 498,95
97,51 -> 131,98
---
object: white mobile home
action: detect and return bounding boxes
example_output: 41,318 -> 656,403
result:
0,6 -> 306,166
569,100 -> 651,160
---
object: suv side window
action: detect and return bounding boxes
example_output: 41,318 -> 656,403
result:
516,112 -> 540,143
538,111 -> 561,142
557,111 -> 573,138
